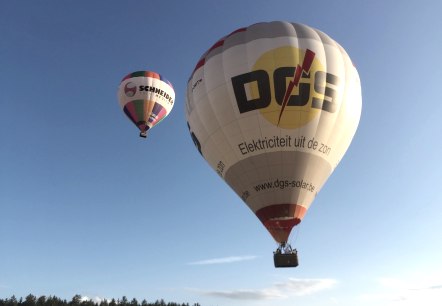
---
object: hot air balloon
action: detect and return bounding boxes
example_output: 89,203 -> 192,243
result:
118,71 -> 175,138
185,21 -> 362,267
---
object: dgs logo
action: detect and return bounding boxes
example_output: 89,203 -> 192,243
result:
231,47 -> 340,129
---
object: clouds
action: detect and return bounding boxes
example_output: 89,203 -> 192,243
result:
187,255 -> 257,265
199,288 -> 283,300
187,255 -> 337,301
187,260 -> 442,306
359,273 -> 442,306
274,278 -> 337,296
80,296 -> 108,304
196,278 -> 337,300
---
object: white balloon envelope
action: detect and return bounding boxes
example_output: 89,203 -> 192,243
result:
118,71 -> 175,138
186,21 -> 362,250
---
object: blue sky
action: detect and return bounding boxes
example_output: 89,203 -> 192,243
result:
1,1 -> 442,306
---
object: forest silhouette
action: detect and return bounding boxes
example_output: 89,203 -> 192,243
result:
0,295 -> 201,306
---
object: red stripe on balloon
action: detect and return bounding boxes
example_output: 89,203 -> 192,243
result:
255,204 -> 307,243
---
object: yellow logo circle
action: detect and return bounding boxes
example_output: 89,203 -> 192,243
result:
251,47 -> 324,129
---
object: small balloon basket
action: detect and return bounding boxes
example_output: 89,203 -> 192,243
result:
274,243 -> 299,268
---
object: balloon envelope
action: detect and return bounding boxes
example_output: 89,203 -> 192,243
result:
186,21 -> 362,243
118,71 -> 175,137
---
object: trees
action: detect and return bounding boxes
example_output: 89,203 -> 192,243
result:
0,296 -> 200,306
117,297 -> 128,306
36,296 -> 46,306
22,295 -> 36,306
69,295 -> 81,306
4,295 -> 18,306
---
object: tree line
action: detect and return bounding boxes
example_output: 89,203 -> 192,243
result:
0,295 -> 200,306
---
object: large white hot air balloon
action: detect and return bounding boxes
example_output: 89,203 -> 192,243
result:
185,21 -> 362,267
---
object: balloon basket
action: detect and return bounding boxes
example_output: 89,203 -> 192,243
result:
274,243 -> 299,268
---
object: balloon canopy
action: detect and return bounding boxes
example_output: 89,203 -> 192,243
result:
185,21 -> 362,244
118,71 -> 175,138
